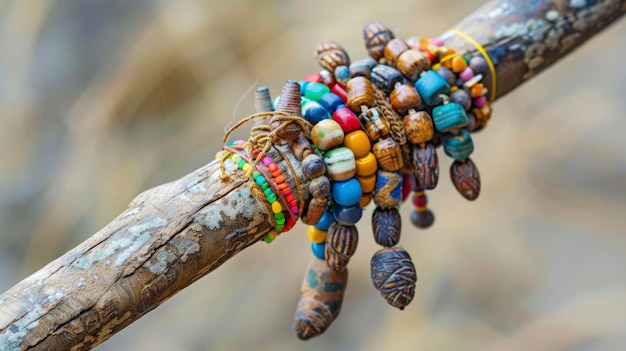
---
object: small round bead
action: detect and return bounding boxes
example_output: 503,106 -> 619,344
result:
308,225 -> 327,244
436,67 -> 456,87
311,119 -> 344,151
431,38 -> 444,47
311,242 -> 326,260
304,82 -> 331,101
332,107 -> 361,133
452,56 -> 468,73
442,129 -> 474,160
332,178 -> 363,207
302,154 -> 326,179
432,102 -> 469,132
359,192 -> 373,207
469,56 -> 490,76
315,210 -> 334,231
390,84 -> 423,116
357,173 -> 377,193
412,194 -> 428,208
410,209 -> 434,228
473,95 -> 487,108
415,70 -> 451,106
403,111 -> 434,144
459,67 -> 475,82
332,204 -> 363,226
334,65 -> 351,85
319,92 -> 344,113
309,176 -> 331,199
470,83 -> 484,98
343,130 -> 371,158
355,152 -> 378,177
451,89 -> 472,111
323,147 -> 356,181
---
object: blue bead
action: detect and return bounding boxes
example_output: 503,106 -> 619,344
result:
299,81 -> 309,95
374,171 -> 403,208
318,92 -> 344,113
302,100 -> 330,125
331,178 -> 363,207
311,242 -> 326,260
335,66 -> 351,85
333,204 -> 363,226
443,129 -> 474,160
415,70 -> 451,106
432,102 -> 468,132
315,211 -> 334,231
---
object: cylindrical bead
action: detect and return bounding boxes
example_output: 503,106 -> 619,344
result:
309,175 -> 331,199
302,154 -> 326,179
289,134 -> 313,161
383,38 -> 409,67
359,107 -> 390,141
372,206 -> 401,247
332,107 -> 361,133
390,84 -> 423,116
412,143 -> 439,190
311,119 -> 344,151
396,49 -> 431,81
302,99 -> 330,125
304,82 -> 331,101
308,226 -> 327,244
346,76 -> 376,112
359,192 -> 373,207
357,173 -> 377,193
372,137 -> 404,171
373,170 -> 403,209
319,92 -> 344,113
403,110 -> 434,144
343,130 -> 371,158
370,65 -> 404,94
302,197 -> 327,225
325,223 -> 359,272
432,102 -> 469,132
323,147 -> 356,181
355,152 -> 378,177
442,129 -> 474,160
414,70 -> 451,106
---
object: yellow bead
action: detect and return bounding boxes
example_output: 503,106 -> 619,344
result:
307,225 -> 327,244
359,192 -> 373,207
355,152 -> 378,177
452,55 -> 468,73
271,201 -> 283,214
242,163 -> 250,172
357,173 -> 377,193
343,130 -> 371,158
450,85 -> 458,92
431,63 -> 441,71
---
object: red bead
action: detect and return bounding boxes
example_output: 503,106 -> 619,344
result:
289,200 -> 298,208
268,164 -> 278,172
332,107 -> 361,133
286,194 -> 295,203
282,187 -> 292,196
412,194 -> 428,208
422,50 -> 435,62
302,73 -> 322,83
401,174 -> 412,202
283,217 -> 297,232
272,170 -> 282,178
331,84 -> 348,102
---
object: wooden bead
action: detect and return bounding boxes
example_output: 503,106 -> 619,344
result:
370,247 -> 417,310
315,40 -> 350,73
403,110 -> 434,144
374,170 -> 403,209
357,173 -> 376,193
363,22 -> 395,61
294,257 -> 347,340
390,84 -> 423,116
289,134 -> 313,161
370,65 -> 404,94
383,38 -> 409,67
472,102 -> 492,128
443,129 -> 474,160
412,143 -> 439,190
414,70 -> 451,106
432,102 -> 469,132
272,80 -> 303,140
396,49 -> 431,81
332,178 -> 362,207
311,119 -> 344,151
346,76 -> 375,112
349,58 -> 375,79
450,157 -> 480,201
302,154 -> 326,179
343,130 -> 371,158
254,86 -> 273,113
372,137 -> 403,172
323,147 -> 356,181
325,223 -> 359,272
451,89 -> 472,111
302,197 -> 327,225
372,206 -> 401,247
359,107 -> 390,141
309,175 -> 331,199
355,152 -> 378,177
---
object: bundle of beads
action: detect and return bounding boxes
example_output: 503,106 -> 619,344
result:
220,21 -> 495,340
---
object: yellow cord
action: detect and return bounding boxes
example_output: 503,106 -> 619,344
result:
448,29 -> 497,102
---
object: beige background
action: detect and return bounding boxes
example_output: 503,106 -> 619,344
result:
1,1 -> 625,350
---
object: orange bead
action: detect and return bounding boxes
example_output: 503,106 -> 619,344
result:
343,130 -> 371,158
451,56 -> 467,73
471,83 -> 484,98
359,192 -> 373,207
357,174 -> 377,193
274,175 -> 285,184
355,152 -> 378,177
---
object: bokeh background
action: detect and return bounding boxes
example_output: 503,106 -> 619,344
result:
1,1 -> 625,350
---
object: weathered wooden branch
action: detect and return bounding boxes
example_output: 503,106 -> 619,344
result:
1,0 -> 624,350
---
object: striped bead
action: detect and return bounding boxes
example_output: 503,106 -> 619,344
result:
442,129 -> 474,160
432,102 -> 468,132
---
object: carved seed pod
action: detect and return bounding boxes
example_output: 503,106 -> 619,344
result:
396,49 -> 431,81
403,110 -> 433,145
271,80 -> 303,141
412,143 -> 439,190
363,22 -> 395,61
294,257 -> 348,340
450,157 -> 481,200
372,137 -> 404,171
302,197 -> 327,225
289,134 -> 312,161
390,84 -> 422,116
315,40 -> 351,73
309,175 -> 331,199
370,247 -> 417,310
325,223 -> 358,272
372,206 -> 401,247
383,38 -> 409,67
346,76 -> 376,112
359,107 -> 390,142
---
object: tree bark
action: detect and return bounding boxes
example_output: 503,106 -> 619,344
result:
1,0 -> 624,350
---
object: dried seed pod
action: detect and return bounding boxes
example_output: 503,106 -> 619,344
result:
450,157 -> 480,200
289,134 -> 313,161
359,107 -> 390,141
294,257 -> 348,340
346,76 -> 376,112
396,49 -> 431,81
372,137 -> 403,171
309,176 -> 331,199
315,40 -> 351,73
325,223 -> 359,272
412,143 -> 439,190
271,80 -> 303,141
403,110 -> 433,145
370,247 -> 417,310
383,38 -> 409,67
302,197 -> 327,225
372,206 -> 401,247
302,154 -> 326,179
390,84 -> 422,116
363,22 -> 395,61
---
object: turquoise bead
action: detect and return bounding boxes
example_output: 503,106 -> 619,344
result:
315,211 -> 334,231
333,204 -> 363,226
304,82 -> 331,101
432,102 -> 468,132
311,242 -> 326,259
254,175 -> 266,185
443,129 -> 474,160
332,178 -> 363,207
414,70 -> 450,106
299,81 -> 309,95
302,99 -> 330,125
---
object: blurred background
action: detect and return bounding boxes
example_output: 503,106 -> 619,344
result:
1,0 -> 625,350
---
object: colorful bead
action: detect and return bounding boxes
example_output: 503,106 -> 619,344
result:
304,82 -> 331,101
359,107 -> 390,141
450,157 -> 481,201
396,49 -> 431,81
319,92 -> 344,113
302,154 -> 327,179
325,223 -> 359,272
436,67 -> 456,87
459,67 -> 475,82
463,74 -> 483,89
357,173 -> 377,193
311,242 -> 326,260
331,178 -> 363,207
315,210 -> 334,231
390,84 -> 423,115
372,138 -> 403,171
332,107 -> 361,133
346,76 -> 376,112
302,99 -> 330,125
469,56 -> 490,76
403,110 -> 434,145
331,84 -> 347,102
372,206 -> 401,247
334,65 -> 351,85
323,147 -> 356,181
315,40 -> 350,73
308,225 -> 327,244
359,192 -> 373,207
410,207 -> 434,228
349,59 -> 374,79
302,73 -> 322,83
373,170 -> 403,209
332,204 -> 363,226
383,38 -> 409,67
470,83 -> 484,98
311,119 -> 344,151
451,89 -> 472,111
343,130 -> 371,158
370,65 -> 404,94
363,22 -> 395,61
451,55 -> 468,73
414,70 -> 450,106
473,95 -> 487,108
442,129 -> 474,160
355,152 -> 378,177
289,134 -> 313,160
370,247 -> 417,310
432,102 -> 468,132
412,143 -> 439,190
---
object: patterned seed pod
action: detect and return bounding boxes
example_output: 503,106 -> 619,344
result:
370,247 -> 417,310
372,206 -> 401,247
412,143 -> 439,190
396,49 -> 431,81
302,154 -> 326,179
325,222 -> 359,272
390,84 -> 423,116
372,137 -> 404,171
315,40 -> 351,74
363,22 -> 395,61
294,257 -> 348,340
309,175 -> 331,199
346,76 -> 376,112
450,157 -> 481,200
302,197 -> 328,225
359,107 -> 390,142
271,80 -> 303,141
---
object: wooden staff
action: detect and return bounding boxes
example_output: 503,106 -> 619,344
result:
1,0 -> 624,350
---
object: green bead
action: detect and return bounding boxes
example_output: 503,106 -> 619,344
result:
261,182 -> 270,190
266,193 -> 277,203
432,102 -> 468,132
304,82 -> 331,101
443,129 -> 474,160
252,171 -> 261,178
263,236 -> 274,244
276,216 -> 286,225
275,212 -> 285,221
